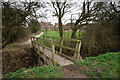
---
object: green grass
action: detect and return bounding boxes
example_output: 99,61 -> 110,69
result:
41,31 -> 83,39
4,65 -> 64,78
74,52 -> 119,78
37,31 -> 84,48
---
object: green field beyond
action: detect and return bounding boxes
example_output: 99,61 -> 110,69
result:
37,31 -> 83,47
41,31 -> 83,39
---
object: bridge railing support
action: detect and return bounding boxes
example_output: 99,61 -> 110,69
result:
31,36 -> 83,66
42,36 -> 83,62
51,40 -> 56,66
60,39 -> 64,54
41,39 -> 46,65
76,40 -> 82,61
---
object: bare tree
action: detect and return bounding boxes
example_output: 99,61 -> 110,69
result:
71,0 -> 98,39
48,0 -> 72,38
2,2 -> 44,47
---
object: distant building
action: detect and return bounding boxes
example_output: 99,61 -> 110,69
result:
40,22 -> 71,31
64,24 -> 71,30
40,22 -> 54,31
54,23 -> 59,30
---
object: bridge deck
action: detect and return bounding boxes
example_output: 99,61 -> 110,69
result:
38,46 -> 73,66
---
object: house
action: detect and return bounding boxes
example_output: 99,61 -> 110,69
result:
40,22 -> 54,31
64,24 -> 71,30
54,23 -> 59,30
40,22 -> 71,31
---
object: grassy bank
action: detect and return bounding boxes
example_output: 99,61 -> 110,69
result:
4,52 -> 119,78
74,52 -> 119,78
4,65 -> 64,78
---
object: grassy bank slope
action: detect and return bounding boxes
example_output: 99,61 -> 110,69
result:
74,52 -> 119,78
4,65 -> 64,78
4,52 -> 119,78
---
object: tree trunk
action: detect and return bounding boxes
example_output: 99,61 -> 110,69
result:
71,29 -> 77,39
58,16 -> 63,38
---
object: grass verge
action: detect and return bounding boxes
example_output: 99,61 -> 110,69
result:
74,52 -> 119,78
4,65 -> 64,78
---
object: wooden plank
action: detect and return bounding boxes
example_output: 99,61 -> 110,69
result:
56,51 -> 75,62
43,36 -> 81,42
33,37 -> 55,42
42,39 -> 46,65
38,46 -> 73,66
55,44 -> 78,52
31,37 -> 74,66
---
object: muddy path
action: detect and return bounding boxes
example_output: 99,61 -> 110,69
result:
63,65 -> 90,78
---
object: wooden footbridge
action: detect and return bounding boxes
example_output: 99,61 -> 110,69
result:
31,36 -> 82,66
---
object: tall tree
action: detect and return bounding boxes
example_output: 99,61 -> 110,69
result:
71,0 -> 98,39
2,2 -> 44,47
49,0 -> 72,38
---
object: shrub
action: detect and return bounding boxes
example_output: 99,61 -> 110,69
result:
81,23 -> 120,57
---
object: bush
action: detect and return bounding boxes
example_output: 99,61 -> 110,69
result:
81,22 -> 120,57
29,19 -> 40,33
2,27 -> 31,44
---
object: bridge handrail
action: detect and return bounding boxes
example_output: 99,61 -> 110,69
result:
54,43 -> 78,52
31,35 -> 82,66
43,36 -> 81,42
31,37 -> 55,42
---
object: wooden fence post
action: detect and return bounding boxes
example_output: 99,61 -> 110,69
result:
37,38 -> 40,51
42,39 -> 46,65
60,39 -> 63,54
74,42 -> 78,59
31,37 -> 33,48
77,40 -> 82,61
51,40 -> 56,66
36,38 -> 42,66
33,37 -> 35,49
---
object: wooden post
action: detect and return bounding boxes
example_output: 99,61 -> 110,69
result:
37,38 -> 40,51
32,37 -> 35,49
60,39 -> 63,54
74,42 -> 78,59
42,39 -> 46,65
31,37 -> 33,47
77,41 -> 82,61
51,40 -> 56,66
34,38 -> 36,48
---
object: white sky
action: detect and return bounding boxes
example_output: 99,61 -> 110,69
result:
38,0 -> 83,25
37,0 -> 119,25
3,0 -> 119,25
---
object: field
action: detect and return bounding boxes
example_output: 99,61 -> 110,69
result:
36,31 -> 83,48
41,31 -> 83,39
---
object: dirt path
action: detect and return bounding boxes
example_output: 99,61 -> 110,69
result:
19,32 -> 43,47
63,65 -> 90,78
2,32 -> 44,74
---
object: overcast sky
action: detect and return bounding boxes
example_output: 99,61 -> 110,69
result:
36,0 -> 119,25
37,0 -> 83,25
3,0 -> 119,25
